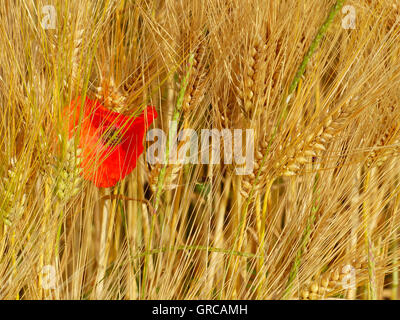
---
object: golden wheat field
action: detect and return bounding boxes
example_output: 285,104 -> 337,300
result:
1,0 -> 400,301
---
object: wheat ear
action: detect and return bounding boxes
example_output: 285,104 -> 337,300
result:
298,260 -> 368,300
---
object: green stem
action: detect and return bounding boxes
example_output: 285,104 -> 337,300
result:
283,173 -> 320,299
288,0 -> 344,96
222,1 -> 345,299
136,245 -> 257,260
246,0 -> 345,206
141,54 -> 195,298
153,54 -> 195,211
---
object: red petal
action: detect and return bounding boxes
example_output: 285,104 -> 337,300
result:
66,97 -> 157,188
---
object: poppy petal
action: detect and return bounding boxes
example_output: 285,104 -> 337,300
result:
66,97 -> 157,188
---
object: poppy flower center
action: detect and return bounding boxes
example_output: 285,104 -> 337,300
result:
101,126 -> 123,147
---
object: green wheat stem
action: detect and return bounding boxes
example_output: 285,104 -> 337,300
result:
135,245 -> 257,260
222,0 -> 345,299
141,54 -> 195,299
153,53 -> 195,211
243,0 -> 345,226
287,0 -> 344,96
282,175 -> 319,299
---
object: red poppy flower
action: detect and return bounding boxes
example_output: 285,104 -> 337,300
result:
65,96 -> 157,188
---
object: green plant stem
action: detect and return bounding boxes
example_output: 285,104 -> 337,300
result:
283,173 -> 320,299
287,0 -> 345,96
135,245 -> 257,260
243,0 -> 346,229
153,54 -> 195,211
141,54 -> 195,298
222,0 -> 345,299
